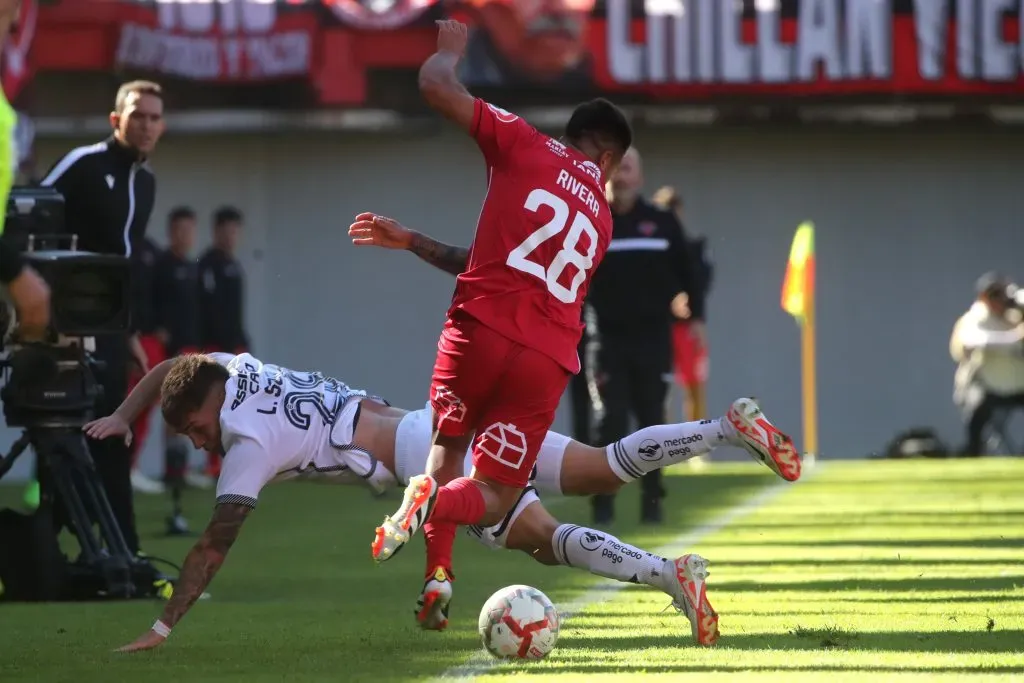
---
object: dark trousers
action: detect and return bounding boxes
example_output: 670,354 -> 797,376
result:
88,335 -> 139,554
964,389 -> 1024,455
569,335 -> 591,443
586,329 -> 671,521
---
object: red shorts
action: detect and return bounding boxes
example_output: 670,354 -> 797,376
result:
430,313 -> 569,488
672,321 -> 709,386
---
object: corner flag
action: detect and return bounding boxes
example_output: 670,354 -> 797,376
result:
781,221 -> 818,460
781,222 -> 815,322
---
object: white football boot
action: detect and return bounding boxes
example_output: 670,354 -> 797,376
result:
372,474 -> 438,563
726,398 -> 802,481
662,553 -> 719,646
415,566 -> 453,631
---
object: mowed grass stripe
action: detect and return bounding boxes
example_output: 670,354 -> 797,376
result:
474,458 -> 1024,682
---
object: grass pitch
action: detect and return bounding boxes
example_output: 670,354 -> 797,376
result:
1,458 -> 1022,682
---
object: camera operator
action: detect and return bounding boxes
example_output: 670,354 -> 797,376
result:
37,80 -> 164,561
0,0 -> 49,341
586,148 -> 705,525
950,273 -> 1024,455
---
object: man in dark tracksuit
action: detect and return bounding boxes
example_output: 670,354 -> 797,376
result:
587,148 -> 704,525
126,235 -> 166,493
37,81 -> 164,566
199,206 -> 249,478
154,206 -> 201,534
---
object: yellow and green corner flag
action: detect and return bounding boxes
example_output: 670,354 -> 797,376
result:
781,221 -> 818,459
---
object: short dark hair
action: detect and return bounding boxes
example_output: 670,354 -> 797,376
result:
564,98 -> 632,160
115,80 -> 163,114
213,206 -> 244,229
161,354 -> 229,428
168,205 -> 197,226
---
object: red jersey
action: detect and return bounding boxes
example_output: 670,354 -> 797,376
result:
448,99 -> 613,374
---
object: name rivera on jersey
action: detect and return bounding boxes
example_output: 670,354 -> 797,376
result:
556,168 -> 602,219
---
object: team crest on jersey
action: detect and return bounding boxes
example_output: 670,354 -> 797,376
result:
573,159 -> 601,183
545,138 -> 569,158
487,103 -> 519,123
638,221 -> 658,236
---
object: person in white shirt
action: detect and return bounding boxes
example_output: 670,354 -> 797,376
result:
84,351 -> 796,652
950,273 -> 1024,455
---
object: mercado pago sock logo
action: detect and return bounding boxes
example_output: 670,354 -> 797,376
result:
115,0 -> 313,81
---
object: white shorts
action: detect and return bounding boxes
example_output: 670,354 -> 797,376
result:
393,406 -> 572,550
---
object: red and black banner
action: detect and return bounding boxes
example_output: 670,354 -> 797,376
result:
15,0 -> 1024,108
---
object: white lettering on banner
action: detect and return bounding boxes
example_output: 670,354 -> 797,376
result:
115,0 -> 310,81
608,0 -> 1021,85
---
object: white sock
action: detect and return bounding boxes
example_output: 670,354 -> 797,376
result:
551,524 -> 666,588
606,418 -> 731,483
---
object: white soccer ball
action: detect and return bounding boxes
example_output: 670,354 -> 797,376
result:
478,584 -> 560,660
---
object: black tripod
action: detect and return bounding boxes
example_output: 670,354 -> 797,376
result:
0,344 -> 161,600
1,427 -> 138,599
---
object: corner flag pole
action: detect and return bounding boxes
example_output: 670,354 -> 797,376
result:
781,222 -> 818,463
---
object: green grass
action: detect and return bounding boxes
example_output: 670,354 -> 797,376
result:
1,458 -> 1023,682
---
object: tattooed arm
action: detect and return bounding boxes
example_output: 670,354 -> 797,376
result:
115,503 -> 251,652
349,212 -> 468,277
408,232 -> 469,277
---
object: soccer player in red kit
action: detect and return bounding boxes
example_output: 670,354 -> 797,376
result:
369,19 -> 634,629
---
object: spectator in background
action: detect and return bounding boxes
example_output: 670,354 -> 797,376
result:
586,148 -> 705,525
199,206 -> 250,479
155,206 -> 202,534
127,234 -> 166,495
950,273 -> 1024,455
652,186 -> 713,468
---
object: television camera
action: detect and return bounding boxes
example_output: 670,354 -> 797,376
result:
0,186 -> 161,602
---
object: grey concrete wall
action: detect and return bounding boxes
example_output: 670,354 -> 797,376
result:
4,124 -> 1021,482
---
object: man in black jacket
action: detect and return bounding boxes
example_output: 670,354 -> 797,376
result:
37,80 -> 165,561
586,148 -> 704,525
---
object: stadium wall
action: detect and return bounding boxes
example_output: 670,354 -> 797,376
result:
3,125 -> 1022,481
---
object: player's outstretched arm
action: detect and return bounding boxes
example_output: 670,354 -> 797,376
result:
349,212 -> 468,277
82,358 -> 177,443
419,20 -> 474,131
115,503 -> 251,652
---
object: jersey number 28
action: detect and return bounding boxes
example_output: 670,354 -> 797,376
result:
506,188 -> 599,304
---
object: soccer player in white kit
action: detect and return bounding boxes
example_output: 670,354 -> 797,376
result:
90,352 -> 797,652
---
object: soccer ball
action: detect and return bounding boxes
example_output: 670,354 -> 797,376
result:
478,584 -> 560,660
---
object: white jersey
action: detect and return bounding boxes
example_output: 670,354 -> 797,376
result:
212,353 -> 395,508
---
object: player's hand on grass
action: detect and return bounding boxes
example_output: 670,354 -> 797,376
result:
83,413 -> 133,446
115,629 -> 166,653
349,212 -> 415,251
435,19 -> 468,56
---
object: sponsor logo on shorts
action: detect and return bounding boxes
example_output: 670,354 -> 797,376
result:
667,446 -> 691,458
638,439 -> 663,462
579,530 -> 605,552
433,386 -> 466,426
478,422 -> 528,469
